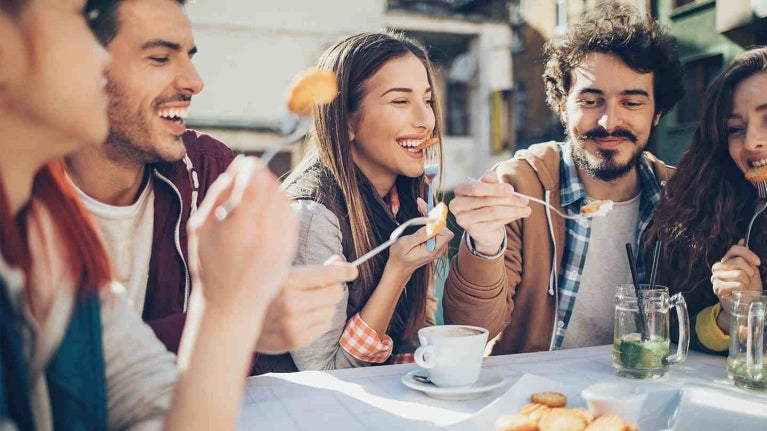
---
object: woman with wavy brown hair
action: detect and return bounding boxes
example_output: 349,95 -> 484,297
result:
646,46 -> 767,354
281,31 -> 453,370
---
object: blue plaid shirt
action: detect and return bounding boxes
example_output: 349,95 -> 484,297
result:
553,142 -> 664,349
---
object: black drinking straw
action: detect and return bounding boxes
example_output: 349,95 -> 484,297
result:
648,240 -> 662,291
625,243 -> 650,342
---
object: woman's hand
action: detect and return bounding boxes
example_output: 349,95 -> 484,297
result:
385,198 -> 454,278
711,239 -> 762,332
188,157 -> 298,319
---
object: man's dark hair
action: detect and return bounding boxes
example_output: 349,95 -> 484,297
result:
0,0 -> 28,15
86,0 -> 187,46
543,2 -> 684,118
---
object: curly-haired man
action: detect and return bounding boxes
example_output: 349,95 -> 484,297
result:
443,2 -> 685,354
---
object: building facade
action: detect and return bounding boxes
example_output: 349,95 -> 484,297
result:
653,0 -> 767,163
185,0 -> 513,187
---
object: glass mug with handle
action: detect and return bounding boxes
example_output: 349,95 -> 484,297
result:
727,290 -> 767,391
612,285 -> 689,379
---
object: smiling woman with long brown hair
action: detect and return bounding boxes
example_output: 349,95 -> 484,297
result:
278,32 -> 453,371
646,47 -> 767,355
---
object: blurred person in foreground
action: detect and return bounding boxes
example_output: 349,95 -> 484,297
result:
443,2 -> 684,354
64,0 -> 356,374
647,47 -> 767,355
0,0 -> 299,430
281,32 -> 454,370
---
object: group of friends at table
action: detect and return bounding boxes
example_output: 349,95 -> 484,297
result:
0,0 -> 765,430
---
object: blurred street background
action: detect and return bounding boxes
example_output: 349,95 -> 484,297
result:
186,0 -> 767,185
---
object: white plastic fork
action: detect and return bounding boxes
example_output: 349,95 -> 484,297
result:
745,180 -> 767,247
351,216 -> 430,267
260,116 -> 312,166
213,117 -> 311,221
464,176 -> 612,223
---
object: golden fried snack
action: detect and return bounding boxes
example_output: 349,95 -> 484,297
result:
494,414 -> 539,431
582,415 -> 628,431
580,202 -> 601,214
520,403 -> 551,423
745,165 -> 767,183
531,391 -> 568,408
425,202 -> 448,238
286,68 -> 338,116
538,408 -> 588,431
414,137 -> 439,151
571,409 -> 594,425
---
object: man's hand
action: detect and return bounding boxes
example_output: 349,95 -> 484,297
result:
450,170 -> 530,256
256,257 -> 358,354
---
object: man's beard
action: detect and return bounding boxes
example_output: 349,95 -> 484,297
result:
570,126 -> 646,182
104,80 -> 185,166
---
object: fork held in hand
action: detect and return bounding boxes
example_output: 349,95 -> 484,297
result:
464,177 -> 601,222
261,116 -> 312,166
351,216 -> 430,267
745,181 -> 767,247
423,144 -> 441,252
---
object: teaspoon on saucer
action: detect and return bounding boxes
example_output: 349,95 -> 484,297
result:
412,374 -> 434,385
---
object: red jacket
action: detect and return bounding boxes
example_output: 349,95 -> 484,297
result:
142,130 -> 234,353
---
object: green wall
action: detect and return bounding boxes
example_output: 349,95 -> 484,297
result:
652,0 -> 744,164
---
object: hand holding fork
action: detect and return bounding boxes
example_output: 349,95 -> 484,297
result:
215,68 -> 337,221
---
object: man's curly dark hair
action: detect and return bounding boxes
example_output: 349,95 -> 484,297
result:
543,2 -> 684,119
86,0 -> 187,46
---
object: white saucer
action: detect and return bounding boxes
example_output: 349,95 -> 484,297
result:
401,369 -> 506,401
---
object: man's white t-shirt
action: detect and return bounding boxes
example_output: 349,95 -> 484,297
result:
561,193 -> 640,349
73,181 -> 155,314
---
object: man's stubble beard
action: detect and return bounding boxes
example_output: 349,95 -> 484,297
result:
104,80 -> 184,167
570,132 -> 649,183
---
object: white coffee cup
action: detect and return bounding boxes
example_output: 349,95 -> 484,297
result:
413,325 -> 488,387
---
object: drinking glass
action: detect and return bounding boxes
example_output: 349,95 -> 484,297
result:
612,285 -> 689,379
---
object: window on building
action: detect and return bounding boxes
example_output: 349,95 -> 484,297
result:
676,55 -> 723,125
555,0 -> 567,33
673,0 -> 696,8
446,82 -> 470,136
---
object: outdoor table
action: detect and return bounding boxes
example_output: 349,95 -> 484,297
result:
236,345 -> 767,430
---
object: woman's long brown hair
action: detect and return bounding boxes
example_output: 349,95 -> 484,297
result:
299,31 -> 444,338
646,47 -> 767,293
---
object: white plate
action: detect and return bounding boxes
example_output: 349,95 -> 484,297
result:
401,369 -> 506,401
447,374 -> 682,431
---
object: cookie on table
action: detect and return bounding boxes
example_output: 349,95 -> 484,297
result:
520,403 -> 550,423
531,391 -> 568,408
537,408 -> 588,431
583,415 -> 632,431
495,414 -> 538,431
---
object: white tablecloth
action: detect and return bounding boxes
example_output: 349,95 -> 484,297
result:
237,345 -> 767,430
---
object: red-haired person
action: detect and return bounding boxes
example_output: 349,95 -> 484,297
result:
0,1 -> 301,430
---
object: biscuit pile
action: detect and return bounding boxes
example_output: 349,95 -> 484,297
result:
494,391 -> 637,431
